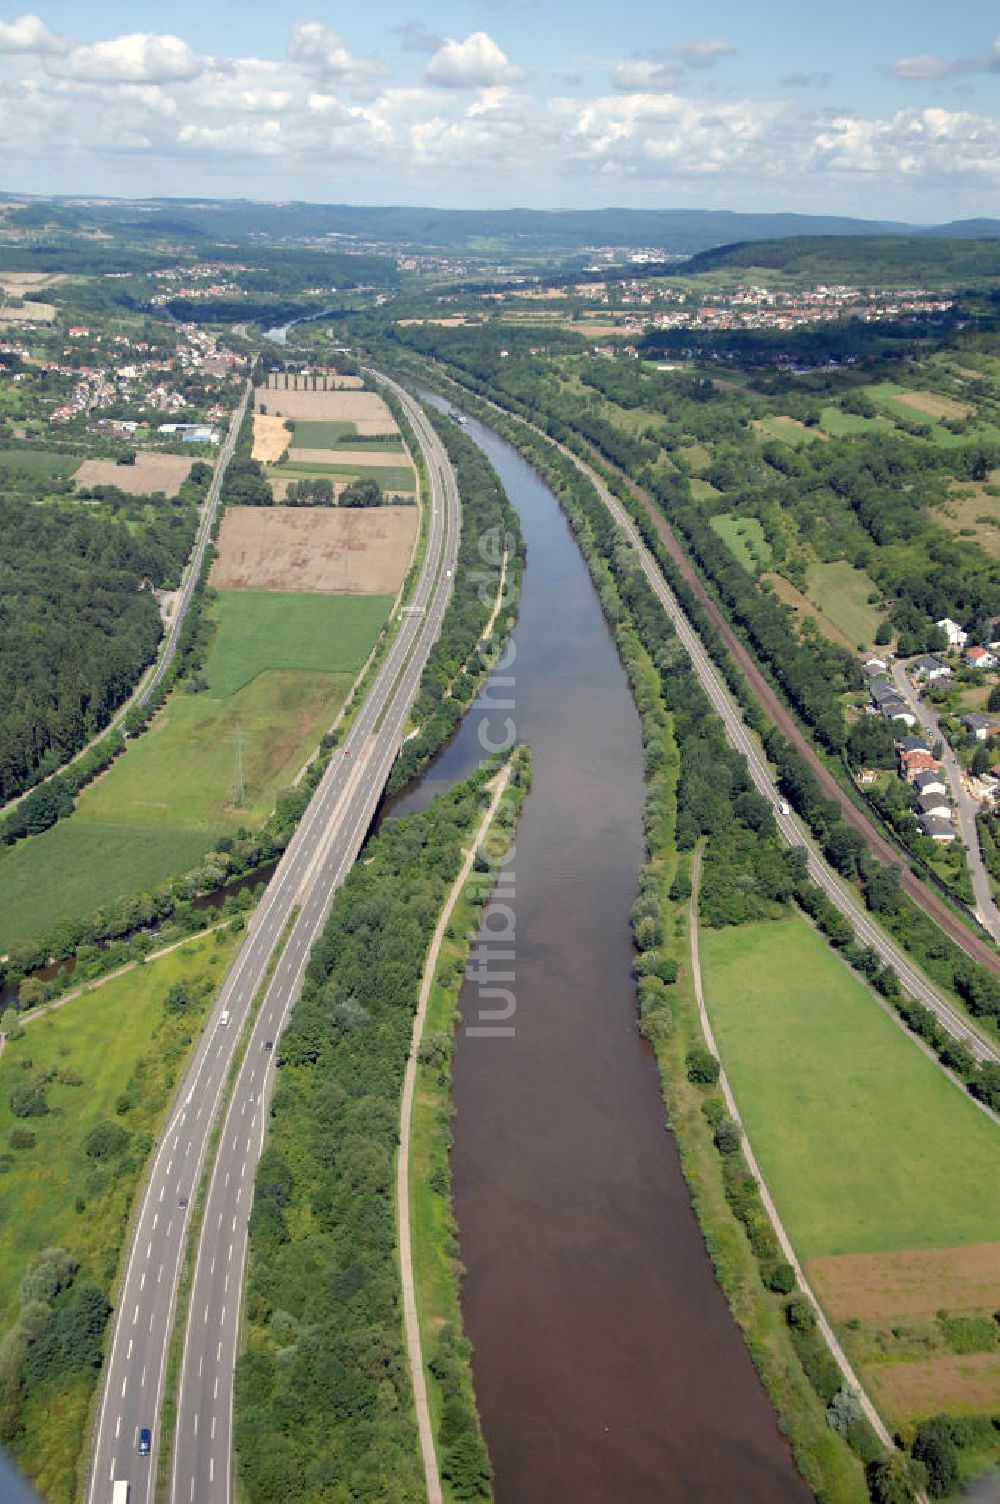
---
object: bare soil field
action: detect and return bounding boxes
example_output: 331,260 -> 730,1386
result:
751,415 -> 828,444
0,272 -> 63,292
73,451 -> 198,497
808,1242 -> 1000,1322
286,446 -> 413,469
893,388 -> 972,421
254,386 -> 397,433
251,413 -> 290,463
209,505 -> 418,595
396,316 -> 471,327
867,1351 -> 1000,1422
0,301 -> 55,323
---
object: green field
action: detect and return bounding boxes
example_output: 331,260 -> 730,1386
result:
79,669 -> 354,832
709,512 -> 772,571
0,592 -> 391,945
277,461 -> 415,490
0,446 -> 79,478
291,419 -> 403,451
204,590 -> 391,696
803,560 -> 885,647
0,824 -> 212,950
819,407 -> 895,439
0,927 -> 239,1500
700,916 -> 1000,1258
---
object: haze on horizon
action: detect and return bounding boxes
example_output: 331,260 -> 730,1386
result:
0,0 -> 998,223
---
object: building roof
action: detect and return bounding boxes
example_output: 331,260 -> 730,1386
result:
870,678 -> 899,702
916,792 -> 952,816
912,654 -> 950,675
919,814 -> 957,840
962,712 -> 996,731
898,735 -> 930,753
912,769 -> 946,792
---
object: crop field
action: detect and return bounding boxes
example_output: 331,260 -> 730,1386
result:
0,446 -> 80,478
274,461 -> 415,491
0,824 -> 212,950
700,916 -> 1000,1259
73,451 -> 199,496
250,412 -> 290,463
290,419 -> 404,451
752,415 -> 827,445
0,927 -> 239,1500
254,386 -> 397,433
891,388 -> 972,421
708,512 -> 771,571
287,446 -> 410,469
866,1353 -> 1000,1423
0,300 -> 54,323
808,1243 -> 1000,1324
210,506 -> 418,595
201,591 -> 390,695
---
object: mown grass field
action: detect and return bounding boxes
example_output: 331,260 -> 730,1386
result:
700,915 -> 1000,1259
79,669 -> 354,832
803,560 -> 884,647
0,927 -> 239,1503
708,512 -> 772,571
0,446 -> 80,478
204,590 -> 391,696
819,407 -> 895,439
0,824 -> 211,950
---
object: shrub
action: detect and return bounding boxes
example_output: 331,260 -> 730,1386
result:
685,1046 -> 720,1085
83,1122 -> 130,1161
912,1416 -> 959,1499
866,1454 -> 917,1504
8,1082 -> 47,1118
20,1248 -> 77,1307
8,1128 -> 35,1151
763,1261 -> 796,1295
713,1116 -> 742,1155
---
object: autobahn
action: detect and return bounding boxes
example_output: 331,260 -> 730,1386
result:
85,373 -> 460,1504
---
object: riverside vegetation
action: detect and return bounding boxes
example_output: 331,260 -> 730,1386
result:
235,748 -> 529,1503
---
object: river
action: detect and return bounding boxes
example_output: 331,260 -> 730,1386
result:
393,400 -> 812,1503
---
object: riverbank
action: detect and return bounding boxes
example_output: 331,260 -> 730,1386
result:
402,749 -> 528,1504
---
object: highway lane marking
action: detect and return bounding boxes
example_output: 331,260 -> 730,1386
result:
210,1457 -> 215,1484
127,1339 -> 132,1359
194,1413 -> 198,1436
210,1256 -> 215,1275
220,1305 -> 226,1325
140,1272 -> 145,1291
115,1415 -> 121,1438
133,1304 -> 139,1324
159,1185 -> 165,1202
166,1159 -> 173,1174
224,1171 -> 230,1187
141,1366 -> 146,1387
224,1273 -> 229,1292
121,1377 -> 127,1397
158,1264 -> 163,1283
235,1187 -> 241,1202
199,1355 -> 204,1377
152,1214 -> 158,1230
189,1480 -> 194,1502
211,1416 -> 216,1439
146,1241 -> 152,1259
214,1377 -> 219,1399
217,1342 -> 222,1361
204,1303 -> 210,1324
227,1242 -> 233,1261
166,1220 -> 173,1237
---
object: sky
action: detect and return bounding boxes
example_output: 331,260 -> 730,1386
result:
0,1 -> 998,223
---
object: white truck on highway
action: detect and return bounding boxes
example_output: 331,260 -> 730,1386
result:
113,1484 -> 129,1504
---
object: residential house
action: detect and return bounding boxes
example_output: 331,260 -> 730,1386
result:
880,697 -> 916,728
965,645 -> 997,671
897,734 -> 930,756
911,769 -> 948,798
916,792 -> 953,821
937,617 -> 968,649
857,766 -> 878,786
862,653 -> 888,675
901,749 -> 940,780
960,712 -> 1000,743
869,678 -> 898,706
918,814 -> 957,843
911,654 -> 951,683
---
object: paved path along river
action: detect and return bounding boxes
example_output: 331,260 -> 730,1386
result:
393,401 -> 813,1504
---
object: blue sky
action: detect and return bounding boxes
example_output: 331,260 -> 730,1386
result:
1,2 -> 998,220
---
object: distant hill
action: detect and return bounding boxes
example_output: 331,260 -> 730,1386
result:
4,195 -> 997,259
679,234 -> 1000,284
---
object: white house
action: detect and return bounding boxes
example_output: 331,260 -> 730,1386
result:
919,814 -> 957,843
966,645 -> 997,671
937,617 -> 968,649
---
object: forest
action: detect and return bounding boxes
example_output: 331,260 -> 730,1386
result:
0,486 -> 207,804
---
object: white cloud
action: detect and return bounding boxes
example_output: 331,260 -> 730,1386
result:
563,91 -> 779,177
54,33 -> 204,84
287,22 -> 386,88
425,31 -> 522,89
0,12 -> 66,53
669,39 -> 735,67
812,105 -> 1000,177
612,60 -> 684,92
887,37 -> 1000,79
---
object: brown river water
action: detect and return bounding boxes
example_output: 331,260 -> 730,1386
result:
391,400 -> 813,1504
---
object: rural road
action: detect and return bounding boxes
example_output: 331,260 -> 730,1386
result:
85,374 -> 460,1504
891,660 -> 1000,945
